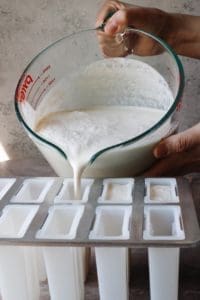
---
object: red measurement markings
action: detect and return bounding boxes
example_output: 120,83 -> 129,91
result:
30,81 -> 44,108
34,77 -> 56,108
24,65 -> 51,101
34,88 -> 47,108
42,65 -> 51,73
17,74 -> 33,102
27,65 -> 52,109
26,75 -> 40,100
48,78 -> 55,86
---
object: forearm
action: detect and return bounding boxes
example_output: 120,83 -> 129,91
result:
166,14 -> 200,58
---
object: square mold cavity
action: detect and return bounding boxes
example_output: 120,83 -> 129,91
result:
98,178 -> 134,204
36,205 -> 84,240
54,179 -> 94,204
89,206 -> 132,240
143,205 -> 185,240
144,178 -> 179,204
0,178 -> 16,200
11,178 -> 54,203
0,205 -> 39,238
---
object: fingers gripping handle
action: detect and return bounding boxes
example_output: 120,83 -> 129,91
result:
96,10 -> 117,31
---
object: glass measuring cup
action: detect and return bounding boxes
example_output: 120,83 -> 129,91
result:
14,29 -> 184,177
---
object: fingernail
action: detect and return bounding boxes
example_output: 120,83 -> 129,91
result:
154,143 -> 169,158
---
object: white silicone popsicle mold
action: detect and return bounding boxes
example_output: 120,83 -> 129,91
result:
54,178 -> 94,203
90,206 -> 131,300
0,204 -> 39,238
143,205 -> 185,240
98,178 -> 134,204
144,178 -> 179,204
0,205 -> 40,300
11,178 -> 54,203
148,247 -> 180,300
143,204 -> 184,300
37,205 -> 85,300
37,205 -> 84,239
0,178 -> 16,200
0,176 -> 198,300
89,206 -> 131,240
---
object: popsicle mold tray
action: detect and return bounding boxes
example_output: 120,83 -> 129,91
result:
0,177 -> 199,247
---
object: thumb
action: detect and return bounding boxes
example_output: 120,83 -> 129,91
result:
154,125 -> 200,158
104,10 -> 128,35
104,6 -> 155,35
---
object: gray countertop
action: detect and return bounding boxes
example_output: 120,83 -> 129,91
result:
0,158 -> 200,299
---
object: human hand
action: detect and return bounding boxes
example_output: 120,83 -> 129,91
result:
144,123 -> 200,176
96,0 -> 170,57
96,1 -> 200,58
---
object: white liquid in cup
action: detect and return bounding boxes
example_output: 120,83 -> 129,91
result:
36,106 -> 165,198
35,58 -> 173,198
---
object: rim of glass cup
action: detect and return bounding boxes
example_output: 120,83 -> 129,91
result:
14,28 -> 185,163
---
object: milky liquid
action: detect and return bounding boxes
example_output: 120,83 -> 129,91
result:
36,106 -> 164,198
105,183 -> 131,201
35,58 -> 173,199
150,185 -> 172,202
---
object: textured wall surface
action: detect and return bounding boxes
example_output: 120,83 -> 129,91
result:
0,0 -> 199,160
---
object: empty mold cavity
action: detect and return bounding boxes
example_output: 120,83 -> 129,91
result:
36,205 -> 84,239
0,178 -> 16,200
54,179 -> 94,203
98,178 -> 134,204
144,178 -> 179,203
11,178 -> 54,203
90,206 -> 131,239
0,205 -> 39,238
143,206 -> 185,240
